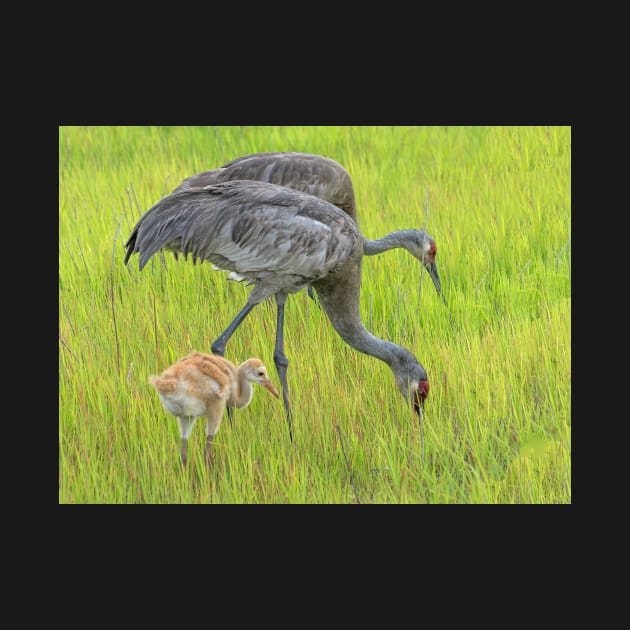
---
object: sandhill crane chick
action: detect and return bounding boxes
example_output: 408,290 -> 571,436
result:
148,352 -> 279,466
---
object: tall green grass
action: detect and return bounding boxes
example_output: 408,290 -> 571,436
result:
59,126 -> 571,503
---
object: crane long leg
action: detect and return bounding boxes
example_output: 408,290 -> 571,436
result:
213,301 -> 251,423
211,302 -> 256,356
274,296 -> 294,442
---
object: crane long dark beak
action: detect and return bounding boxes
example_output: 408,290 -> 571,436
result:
424,262 -> 441,296
413,384 -> 428,419
413,401 -> 426,464
413,400 -> 424,419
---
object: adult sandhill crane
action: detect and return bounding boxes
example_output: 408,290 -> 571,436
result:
148,352 -> 279,466
125,181 -> 431,441
174,152 -> 442,296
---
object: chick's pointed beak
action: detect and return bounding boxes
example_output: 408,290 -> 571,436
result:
425,261 -> 441,296
262,377 -> 280,398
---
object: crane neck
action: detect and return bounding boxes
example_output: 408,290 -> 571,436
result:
313,259 -> 414,370
363,230 -> 420,256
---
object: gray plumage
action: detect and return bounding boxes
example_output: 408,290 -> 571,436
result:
125,180 -> 430,438
174,152 -> 357,219
173,152 -> 441,295
126,180 -> 360,303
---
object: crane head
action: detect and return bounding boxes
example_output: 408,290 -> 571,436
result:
405,230 -> 441,296
413,380 -> 430,415
421,237 -> 441,296
393,356 -> 430,417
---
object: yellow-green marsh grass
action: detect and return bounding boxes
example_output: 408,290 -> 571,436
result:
59,126 -> 570,503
